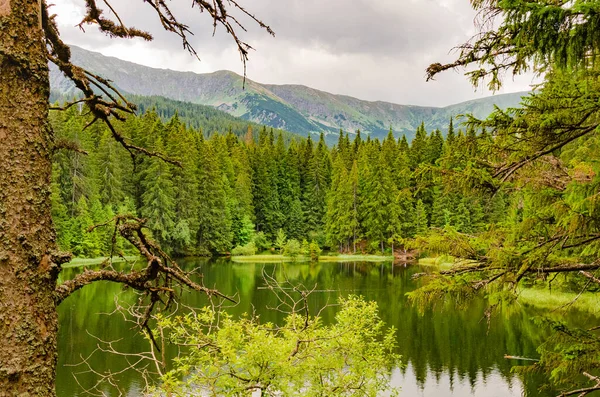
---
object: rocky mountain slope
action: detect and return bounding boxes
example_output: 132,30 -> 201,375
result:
50,46 -> 528,140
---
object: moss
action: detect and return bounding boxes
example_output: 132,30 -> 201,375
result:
518,288 -> 600,316
63,256 -> 141,268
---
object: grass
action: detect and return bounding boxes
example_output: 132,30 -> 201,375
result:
63,256 -> 141,268
414,257 -> 600,316
231,255 -> 301,263
231,254 -> 393,263
318,254 -> 393,262
417,256 -> 456,271
415,256 -> 600,316
518,288 -> 600,316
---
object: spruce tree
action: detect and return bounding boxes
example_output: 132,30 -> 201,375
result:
283,141 -> 304,239
414,199 -> 429,236
430,187 -> 453,228
409,123 -> 428,168
362,150 -> 400,253
251,130 -> 283,239
140,135 -> 177,247
94,129 -> 125,208
196,137 -> 233,254
50,164 -> 73,252
302,134 -> 331,241
325,157 -> 351,250
426,129 -> 444,164
168,121 -> 201,253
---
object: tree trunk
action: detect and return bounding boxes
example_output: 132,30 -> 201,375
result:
0,1 -> 59,395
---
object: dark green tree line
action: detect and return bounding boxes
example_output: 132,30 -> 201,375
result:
51,106 -> 504,257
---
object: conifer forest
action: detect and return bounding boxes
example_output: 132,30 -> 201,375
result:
50,107 -> 500,258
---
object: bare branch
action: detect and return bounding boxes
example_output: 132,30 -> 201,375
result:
53,138 -> 89,155
55,215 -> 235,305
43,2 -> 183,167
49,98 -> 87,111
580,271 -> 600,286
78,0 -> 153,40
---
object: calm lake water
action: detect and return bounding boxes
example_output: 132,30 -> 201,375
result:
56,259 -> 569,396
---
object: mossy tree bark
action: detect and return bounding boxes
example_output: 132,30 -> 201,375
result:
0,1 -> 59,395
0,1 -> 270,394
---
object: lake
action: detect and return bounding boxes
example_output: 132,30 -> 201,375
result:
56,258 -> 567,396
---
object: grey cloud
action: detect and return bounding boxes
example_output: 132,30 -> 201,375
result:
243,0 -> 475,57
55,0 -> 476,60
51,0 -> 530,107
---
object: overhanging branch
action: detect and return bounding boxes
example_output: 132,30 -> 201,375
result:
55,215 -> 236,305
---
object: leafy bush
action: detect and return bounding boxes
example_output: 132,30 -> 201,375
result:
283,239 -> 301,258
275,228 -> 287,253
231,242 -> 257,256
153,296 -> 400,396
308,230 -> 326,248
252,231 -> 270,252
301,239 -> 310,256
309,240 -> 321,261
367,240 -> 381,254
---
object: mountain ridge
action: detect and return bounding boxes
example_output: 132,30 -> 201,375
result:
50,46 -> 528,140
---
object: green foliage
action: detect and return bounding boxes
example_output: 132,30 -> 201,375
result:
195,137 -> 233,254
308,240 -> 321,261
427,0 -> 600,89
282,239 -> 302,259
151,296 -> 400,397
407,274 -> 480,313
140,137 -> 176,246
275,228 -> 287,253
414,199 -> 429,236
233,215 -> 255,247
301,239 -> 310,256
525,318 -> 600,387
231,242 -> 257,256
252,231 -> 270,252
50,105 -> 521,258
419,4 -> 600,391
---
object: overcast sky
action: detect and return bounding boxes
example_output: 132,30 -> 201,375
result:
50,0 -> 539,107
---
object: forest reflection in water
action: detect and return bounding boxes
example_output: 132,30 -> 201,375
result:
56,258 -> 571,396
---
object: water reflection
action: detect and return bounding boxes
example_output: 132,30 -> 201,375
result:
57,259 -> 561,396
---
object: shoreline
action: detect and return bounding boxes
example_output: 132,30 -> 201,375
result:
231,254 -> 394,263
64,254 -> 396,267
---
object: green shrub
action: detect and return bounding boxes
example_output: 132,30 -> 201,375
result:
154,296 -> 400,396
252,231 -> 270,252
283,239 -> 301,258
309,240 -> 321,261
301,239 -> 310,256
231,242 -> 257,256
308,230 -> 326,247
275,229 -> 287,253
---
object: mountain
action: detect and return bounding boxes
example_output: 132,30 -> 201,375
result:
50,46 -> 528,140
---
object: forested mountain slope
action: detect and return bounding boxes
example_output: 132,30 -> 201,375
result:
50,46 -> 527,140
49,91 -> 299,143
